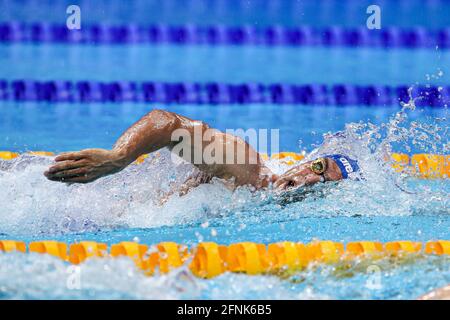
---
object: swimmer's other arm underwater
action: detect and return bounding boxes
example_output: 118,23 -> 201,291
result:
44,109 -> 360,194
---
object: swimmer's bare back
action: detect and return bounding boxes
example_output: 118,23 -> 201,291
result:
44,109 -> 275,189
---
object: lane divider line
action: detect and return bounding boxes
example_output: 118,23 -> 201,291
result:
1,240 -> 449,278
0,23 -> 448,49
0,80 -> 448,106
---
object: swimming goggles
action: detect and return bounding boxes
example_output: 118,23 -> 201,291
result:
310,157 -> 327,176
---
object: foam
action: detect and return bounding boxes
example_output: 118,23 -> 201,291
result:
0,252 -> 313,299
0,102 -> 448,236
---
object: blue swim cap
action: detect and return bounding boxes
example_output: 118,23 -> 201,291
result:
325,154 -> 361,180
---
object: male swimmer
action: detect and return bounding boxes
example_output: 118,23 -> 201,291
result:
44,110 -> 360,197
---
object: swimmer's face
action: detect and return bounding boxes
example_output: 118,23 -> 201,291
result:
273,158 -> 343,191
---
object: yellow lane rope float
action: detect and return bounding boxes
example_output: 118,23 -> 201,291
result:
1,240 -> 449,279
0,151 -> 448,178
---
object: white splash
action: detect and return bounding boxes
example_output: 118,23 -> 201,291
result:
0,103 -> 448,235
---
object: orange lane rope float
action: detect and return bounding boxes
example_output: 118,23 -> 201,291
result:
1,240 -> 448,279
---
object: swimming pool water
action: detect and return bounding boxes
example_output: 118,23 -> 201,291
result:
0,0 -> 449,300
2,0 -> 450,28
2,44 -> 450,85
0,146 -> 449,299
1,102 -> 447,153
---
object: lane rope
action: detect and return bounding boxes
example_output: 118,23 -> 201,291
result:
1,240 -> 449,278
0,80 -> 448,106
1,23 -> 449,49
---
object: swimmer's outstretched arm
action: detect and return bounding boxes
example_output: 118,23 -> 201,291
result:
45,109 -> 200,183
45,109 -> 268,185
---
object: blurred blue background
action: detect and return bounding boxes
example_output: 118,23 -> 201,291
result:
0,0 -> 448,153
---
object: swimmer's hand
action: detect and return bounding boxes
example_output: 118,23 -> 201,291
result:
44,149 -> 126,184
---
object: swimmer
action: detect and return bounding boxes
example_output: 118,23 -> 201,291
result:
44,110 -> 360,197
418,284 -> 450,300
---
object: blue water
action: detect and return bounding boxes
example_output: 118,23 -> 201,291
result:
0,0 -> 449,300
1,0 -> 450,28
0,146 -> 449,299
1,44 -> 450,85
0,102 -> 447,153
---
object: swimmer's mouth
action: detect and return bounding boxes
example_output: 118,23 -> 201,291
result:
272,182 -> 336,206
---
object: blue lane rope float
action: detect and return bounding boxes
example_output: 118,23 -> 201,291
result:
1,22 -> 450,48
0,80 -> 448,107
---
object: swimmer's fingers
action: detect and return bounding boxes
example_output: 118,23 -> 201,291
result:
46,160 -> 89,175
46,149 -> 119,184
55,151 -> 89,162
46,172 -> 93,184
46,175 -> 83,182
59,177 -> 91,184
45,167 -> 89,179
61,176 -> 93,184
